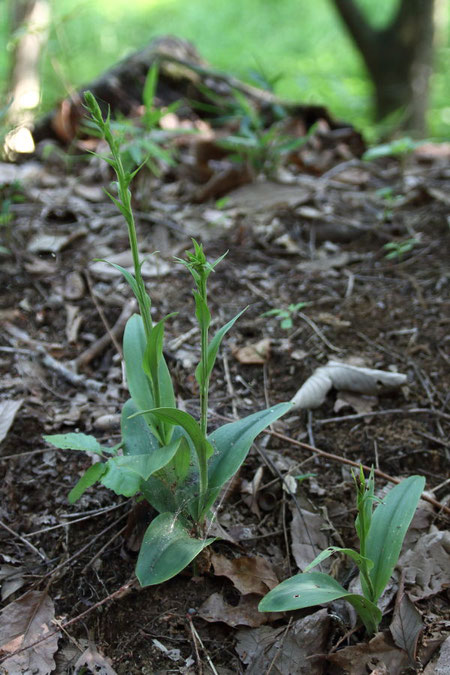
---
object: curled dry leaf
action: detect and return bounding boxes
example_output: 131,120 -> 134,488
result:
211,553 -> 278,595
291,360 -> 407,410
0,591 -> 60,675
423,636 -> 450,675
235,609 -> 330,675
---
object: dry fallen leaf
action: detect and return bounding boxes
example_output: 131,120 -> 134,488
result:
290,505 -> 331,572
0,564 -> 26,601
292,360 -> 407,410
327,631 -> 410,675
423,635 -> 450,675
390,583 -> 423,664
233,338 -> 271,365
0,591 -> 60,674
235,609 -> 330,674
73,644 -> 117,674
198,593 -> 270,628
0,399 -> 24,445
400,529 -> 450,601
211,553 -> 278,595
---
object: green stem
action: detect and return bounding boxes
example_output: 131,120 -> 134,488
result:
198,274 -> 209,515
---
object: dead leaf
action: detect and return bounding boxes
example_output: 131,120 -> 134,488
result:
423,636 -> 450,675
236,609 -> 330,674
27,230 -> 86,254
73,644 -> 117,674
327,631 -> 410,674
0,565 -> 26,601
228,181 -> 310,212
0,591 -> 60,674
198,593 -> 270,628
297,252 -> 355,273
211,553 -> 278,595
400,528 -> 450,601
390,586 -> 423,664
290,506 -> 331,572
291,360 -> 407,410
334,391 -> 378,415
233,338 -> 271,365
0,399 -> 24,445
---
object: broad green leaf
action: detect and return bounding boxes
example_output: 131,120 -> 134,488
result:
142,314 -> 177,391
258,572 -> 381,635
195,308 -> 246,385
303,546 -> 374,573
68,462 -> 107,503
123,315 -> 175,442
121,399 -> 159,456
123,314 -> 155,412
365,475 -> 425,602
203,402 -> 292,514
130,407 -> 210,466
136,513 -> 215,586
101,439 -> 181,497
43,432 -> 110,456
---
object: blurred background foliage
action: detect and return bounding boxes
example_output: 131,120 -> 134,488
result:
1,0 -> 449,140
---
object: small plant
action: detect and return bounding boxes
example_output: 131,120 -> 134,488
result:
362,137 -> 421,162
93,64 -> 180,176
259,468 -> 424,635
383,237 -> 420,260
262,302 -> 310,331
44,91 -> 292,587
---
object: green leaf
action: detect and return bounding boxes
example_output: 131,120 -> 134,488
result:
101,438 -> 181,497
204,402 -> 292,514
69,462 -> 107,503
193,290 -> 211,330
132,407 -> 210,463
258,572 -> 381,634
195,308 -> 246,384
142,314 -> 177,390
136,513 -> 215,586
365,475 -> 425,602
43,432 -> 110,456
123,315 -> 175,442
303,547 -> 373,573
93,260 -> 139,299
121,399 -> 160,456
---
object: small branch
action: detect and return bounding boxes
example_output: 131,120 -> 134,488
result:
0,519 -> 48,562
316,407 -> 450,425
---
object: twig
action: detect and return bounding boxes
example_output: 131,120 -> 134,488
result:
24,502 -> 127,537
187,614 -> 219,675
38,347 -> 104,391
76,293 -> 136,369
267,428 -> 450,516
0,519 -> 48,562
265,617 -> 293,675
298,312 -> 342,353
316,407 -> 450,425
81,524 -> 127,574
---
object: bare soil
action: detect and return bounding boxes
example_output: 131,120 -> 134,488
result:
0,144 -> 449,674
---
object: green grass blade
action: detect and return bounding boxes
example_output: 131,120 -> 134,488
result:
68,462 -> 107,503
366,475 -> 425,602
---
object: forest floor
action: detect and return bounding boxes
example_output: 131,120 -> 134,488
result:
0,127 -> 449,674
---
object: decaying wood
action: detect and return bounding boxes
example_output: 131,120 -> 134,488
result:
32,35 -> 363,147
